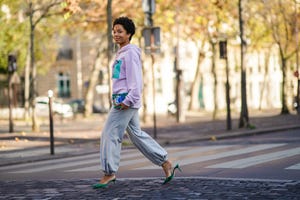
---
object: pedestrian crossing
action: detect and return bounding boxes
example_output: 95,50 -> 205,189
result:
1,143 -> 300,174
207,147 -> 300,169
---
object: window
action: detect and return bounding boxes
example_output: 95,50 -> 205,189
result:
56,48 -> 73,60
56,36 -> 73,60
57,72 -> 70,98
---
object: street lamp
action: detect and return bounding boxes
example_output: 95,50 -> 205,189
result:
142,0 -> 155,26
142,0 -> 160,139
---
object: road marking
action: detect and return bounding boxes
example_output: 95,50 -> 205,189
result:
0,153 -> 99,171
0,147 -> 76,158
285,162 -> 300,170
7,151 -> 144,173
207,147 -> 300,169
67,145 -> 231,172
135,144 -> 285,170
4,144 -> 295,173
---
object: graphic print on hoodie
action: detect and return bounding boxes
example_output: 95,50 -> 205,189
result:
112,60 -> 122,79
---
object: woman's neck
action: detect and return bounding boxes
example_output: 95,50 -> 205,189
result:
120,41 -> 130,48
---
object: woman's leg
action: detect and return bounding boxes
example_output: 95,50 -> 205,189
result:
100,108 -> 135,175
126,109 -> 168,166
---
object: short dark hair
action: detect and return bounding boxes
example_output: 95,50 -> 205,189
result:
113,17 -> 135,41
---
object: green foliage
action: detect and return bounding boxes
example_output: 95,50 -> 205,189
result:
0,0 -> 297,76
247,123 -> 256,130
0,0 -> 28,74
0,0 -> 72,76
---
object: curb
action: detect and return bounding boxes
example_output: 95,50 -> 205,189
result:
159,124 -> 300,145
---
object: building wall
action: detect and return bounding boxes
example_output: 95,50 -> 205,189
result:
35,34 -> 292,114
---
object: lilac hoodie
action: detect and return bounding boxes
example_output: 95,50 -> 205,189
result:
112,44 -> 143,108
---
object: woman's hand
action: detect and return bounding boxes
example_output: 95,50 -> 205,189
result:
119,102 -> 129,110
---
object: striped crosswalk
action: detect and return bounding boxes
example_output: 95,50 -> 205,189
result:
1,143 -> 299,174
207,147 -> 300,169
137,144 -> 285,170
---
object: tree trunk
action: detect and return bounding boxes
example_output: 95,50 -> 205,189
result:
107,0 -> 113,108
139,36 -> 150,123
84,48 -> 103,117
29,2 -> 39,132
211,41 -> 218,120
76,34 -> 83,99
238,0 -> 250,128
188,46 -> 205,111
24,49 -> 30,120
280,55 -> 289,114
84,0 -> 113,117
258,49 -> 271,110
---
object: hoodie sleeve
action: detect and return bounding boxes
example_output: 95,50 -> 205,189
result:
122,48 -> 142,107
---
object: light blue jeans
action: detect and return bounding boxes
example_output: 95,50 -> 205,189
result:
100,107 -> 168,175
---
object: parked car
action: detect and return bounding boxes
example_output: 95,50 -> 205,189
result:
35,96 -> 74,118
68,99 -> 108,114
68,99 -> 85,114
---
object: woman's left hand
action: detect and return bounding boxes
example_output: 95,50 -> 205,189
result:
119,103 -> 129,110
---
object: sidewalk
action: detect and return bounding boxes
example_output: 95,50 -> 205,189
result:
1,177 -> 299,199
0,109 -> 300,166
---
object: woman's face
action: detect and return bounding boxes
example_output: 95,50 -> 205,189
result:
113,24 -> 131,47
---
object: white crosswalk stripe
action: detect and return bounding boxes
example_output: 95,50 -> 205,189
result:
0,153 -> 99,171
285,162 -> 300,170
1,143 -> 299,174
8,151 -> 145,173
135,144 -> 285,170
67,145 -> 231,172
207,147 -> 300,169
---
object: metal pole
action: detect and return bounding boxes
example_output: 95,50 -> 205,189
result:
143,0 -> 157,137
151,53 -> 157,139
149,23 -> 157,138
48,90 -> 54,155
8,73 -> 13,133
225,53 -> 232,130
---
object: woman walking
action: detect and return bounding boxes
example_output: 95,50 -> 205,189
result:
93,16 -> 180,189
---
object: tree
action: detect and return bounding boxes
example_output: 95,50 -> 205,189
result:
244,1 -> 274,110
238,0 -> 250,128
188,42 -> 205,111
262,0 -> 299,114
25,0 -> 64,131
0,1 -> 28,75
0,0 -> 64,130
106,0 -> 113,108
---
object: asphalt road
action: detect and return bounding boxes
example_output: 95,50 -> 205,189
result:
1,129 -> 300,199
1,129 -> 299,182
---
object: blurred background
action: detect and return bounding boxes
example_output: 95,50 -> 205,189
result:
0,0 -> 299,132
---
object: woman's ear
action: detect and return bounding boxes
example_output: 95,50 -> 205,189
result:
127,33 -> 132,41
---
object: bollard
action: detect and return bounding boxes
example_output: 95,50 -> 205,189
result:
48,90 -> 54,155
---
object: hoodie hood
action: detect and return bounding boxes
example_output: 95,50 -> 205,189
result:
117,44 -> 141,55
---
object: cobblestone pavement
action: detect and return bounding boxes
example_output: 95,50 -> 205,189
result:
0,177 -> 299,200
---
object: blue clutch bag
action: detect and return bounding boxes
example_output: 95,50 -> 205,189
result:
112,93 -> 128,109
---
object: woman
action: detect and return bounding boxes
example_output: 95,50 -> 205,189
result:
93,17 -> 181,189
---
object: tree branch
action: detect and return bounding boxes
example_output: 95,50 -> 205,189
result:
33,0 -> 62,27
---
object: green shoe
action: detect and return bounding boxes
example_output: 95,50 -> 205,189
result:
92,178 -> 116,189
163,164 -> 182,185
